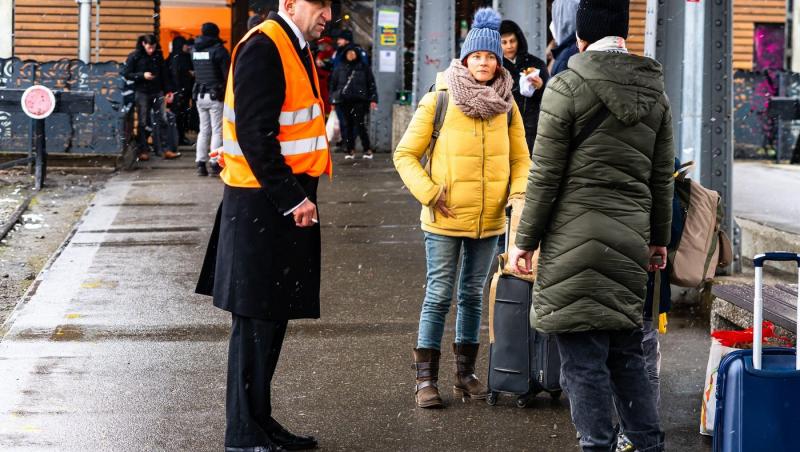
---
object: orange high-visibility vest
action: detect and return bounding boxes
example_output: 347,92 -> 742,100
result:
221,19 -> 332,187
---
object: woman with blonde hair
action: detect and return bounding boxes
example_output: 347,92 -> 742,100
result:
393,8 -> 531,409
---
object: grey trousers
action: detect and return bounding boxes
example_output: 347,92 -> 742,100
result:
196,93 -> 223,163
555,329 -> 665,452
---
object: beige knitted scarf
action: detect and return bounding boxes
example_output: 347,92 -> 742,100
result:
445,59 -> 514,120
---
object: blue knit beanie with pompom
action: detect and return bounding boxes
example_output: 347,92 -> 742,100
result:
459,8 -> 503,62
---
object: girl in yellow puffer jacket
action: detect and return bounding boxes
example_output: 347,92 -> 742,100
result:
393,7 -> 531,409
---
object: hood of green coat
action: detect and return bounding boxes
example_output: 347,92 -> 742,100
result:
568,51 -> 665,126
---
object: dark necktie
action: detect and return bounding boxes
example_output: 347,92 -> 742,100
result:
299,44 -> 319,98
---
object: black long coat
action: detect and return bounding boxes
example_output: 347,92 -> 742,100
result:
196,13 -> 324,320
197,177 -> 320,320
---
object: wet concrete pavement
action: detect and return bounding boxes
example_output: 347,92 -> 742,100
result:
734,162 -> 800,235
0,155 -> 713,451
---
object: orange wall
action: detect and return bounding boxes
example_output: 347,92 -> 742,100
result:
160,6 -> 232,55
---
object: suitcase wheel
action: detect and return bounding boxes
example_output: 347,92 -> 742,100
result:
516,391 -> 538,408
486,392 -> 498,406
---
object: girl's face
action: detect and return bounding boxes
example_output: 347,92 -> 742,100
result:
466,51 -> 498,84
346,50 -> 357,62
501,33 -> 518,60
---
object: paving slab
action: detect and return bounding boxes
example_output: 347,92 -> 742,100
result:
0,156 -> 713,451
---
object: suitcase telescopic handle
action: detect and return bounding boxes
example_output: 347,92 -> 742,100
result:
752,252 -> 800,370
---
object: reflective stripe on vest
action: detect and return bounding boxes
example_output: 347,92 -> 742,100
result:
220,18 -> 331,187
223,135 -> 327,157
224,103 -> 322,128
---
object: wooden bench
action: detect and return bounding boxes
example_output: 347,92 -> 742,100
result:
711,283 -> 798,342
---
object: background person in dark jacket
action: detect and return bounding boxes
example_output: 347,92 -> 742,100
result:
123,34 -> 176,161
167,36 -> 194,146
192,23 -> 231,176
330,46 -> 377,159
549,0 -> 580,76
510,0 -> 673,450
500,20 -> 549,152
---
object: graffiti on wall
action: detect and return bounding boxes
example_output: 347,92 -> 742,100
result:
734,69 -> 800,160
0,57 -> 126,155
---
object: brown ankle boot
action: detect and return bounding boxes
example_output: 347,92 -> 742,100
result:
453,343 -> 488,400
413,348 -> 443,408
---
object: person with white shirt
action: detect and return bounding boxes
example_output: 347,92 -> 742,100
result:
195,1 -> 333,451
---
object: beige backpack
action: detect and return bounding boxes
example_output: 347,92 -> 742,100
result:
669,164 -> 733,287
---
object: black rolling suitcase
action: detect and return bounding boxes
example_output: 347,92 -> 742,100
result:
486,207 -> 561,407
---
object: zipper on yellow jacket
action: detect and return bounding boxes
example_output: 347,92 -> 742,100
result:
478,118 -> 486,238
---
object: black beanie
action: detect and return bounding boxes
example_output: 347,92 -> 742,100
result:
201,22 -> 220,38
576,0 -> 630,44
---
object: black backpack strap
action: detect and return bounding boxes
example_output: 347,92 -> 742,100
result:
570,105 -> 610,153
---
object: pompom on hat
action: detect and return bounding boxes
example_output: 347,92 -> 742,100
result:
459,8 -> 503,62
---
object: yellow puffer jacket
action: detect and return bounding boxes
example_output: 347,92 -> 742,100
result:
394,73 -> 532,239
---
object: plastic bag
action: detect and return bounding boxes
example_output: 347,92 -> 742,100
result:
700,338 -> 739,435
325,113 -> 340,143
699,322 -> 791,435
711,321 -> 792,348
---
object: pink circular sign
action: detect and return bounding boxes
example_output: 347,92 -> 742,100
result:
21,85 -> 56,119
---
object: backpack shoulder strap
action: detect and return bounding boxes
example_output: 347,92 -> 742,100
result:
433,90 -> 449,137
570,105 -> 610,154
424,90 -> 448,173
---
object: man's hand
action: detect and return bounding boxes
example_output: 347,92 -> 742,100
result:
370,101 -> 378,110
509,245 -> 535,274
292,199 -> 318,228
144,72 -> 155,81
648,245 -> 668,272
433,187 -> 455,218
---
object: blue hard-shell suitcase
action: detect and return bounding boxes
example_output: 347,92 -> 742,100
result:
713,252 -> 800,452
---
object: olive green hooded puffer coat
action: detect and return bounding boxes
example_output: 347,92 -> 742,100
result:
515,51 -> 675,334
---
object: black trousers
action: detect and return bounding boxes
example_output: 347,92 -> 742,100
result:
339,101 -> 371,152
225,314 -> 289,447
135,92 -> 161,153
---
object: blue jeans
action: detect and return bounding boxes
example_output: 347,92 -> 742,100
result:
416,232 -> 499,350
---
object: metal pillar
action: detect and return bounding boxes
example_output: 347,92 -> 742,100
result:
493,0 -> 547,60
793,0 -> 800,72
647,0 -> 685,150
647,0 -> 738,272
703,0 -> 737,272
77,0 -> 93,63
412,0 -> 455,106
371,0 -> 404,152
682,0 -> 705,175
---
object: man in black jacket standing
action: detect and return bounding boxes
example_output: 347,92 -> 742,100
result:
123,34 -> 178,161
196,1 -> 332,451
168,36 -> 194,147
192,23 -> 230,176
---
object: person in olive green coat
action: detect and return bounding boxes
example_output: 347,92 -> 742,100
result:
509,1 -> 673,451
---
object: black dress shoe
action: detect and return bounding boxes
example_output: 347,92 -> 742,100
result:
266,419 -> 318,450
